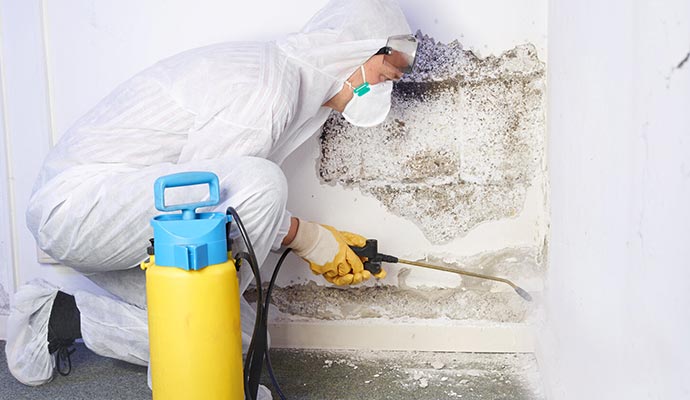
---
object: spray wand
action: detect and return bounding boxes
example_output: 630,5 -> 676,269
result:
350,239 -> 532,302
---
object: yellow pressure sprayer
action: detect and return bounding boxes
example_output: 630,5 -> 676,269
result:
141,172 -> 249,399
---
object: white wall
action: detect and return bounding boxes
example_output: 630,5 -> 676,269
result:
0,0 -> 547,338
541,0 -> 690,398
0,4 -> 15,318
0,0 -> 79,326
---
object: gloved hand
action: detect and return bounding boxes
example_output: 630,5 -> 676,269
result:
289,219 -> 384,285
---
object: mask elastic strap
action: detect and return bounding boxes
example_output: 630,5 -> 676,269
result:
346,65 -> 371,97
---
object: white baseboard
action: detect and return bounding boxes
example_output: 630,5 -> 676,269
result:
0,314 -> 7,341
0,314 -> 535,353
269,321 -> 535,353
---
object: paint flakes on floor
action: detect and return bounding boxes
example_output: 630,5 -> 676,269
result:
262,349 -> 545,400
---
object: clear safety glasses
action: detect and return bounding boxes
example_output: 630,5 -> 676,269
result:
375,34 -> 418,74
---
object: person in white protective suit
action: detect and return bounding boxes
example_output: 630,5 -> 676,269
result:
5,0 -> 413,397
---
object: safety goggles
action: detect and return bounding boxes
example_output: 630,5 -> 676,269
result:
375,34 -> 418,74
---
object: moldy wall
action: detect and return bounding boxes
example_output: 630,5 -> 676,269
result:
320,34 -> 545,244
264,1 -> 548,330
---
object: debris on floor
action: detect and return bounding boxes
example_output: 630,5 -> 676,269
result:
262,349 -> 545,400
0,342 -> 545,400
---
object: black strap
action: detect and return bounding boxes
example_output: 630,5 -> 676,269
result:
375,46 -> 392,55
55,343 -> 76,376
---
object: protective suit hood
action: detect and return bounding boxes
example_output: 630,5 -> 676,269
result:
268,0 -> 411,163
278,0 -> 411,100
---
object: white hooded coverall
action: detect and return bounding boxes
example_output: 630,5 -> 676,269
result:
5,0 -> 411,394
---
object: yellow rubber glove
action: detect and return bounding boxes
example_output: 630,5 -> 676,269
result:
289,219 -> 385,285
332,229 -> 386,282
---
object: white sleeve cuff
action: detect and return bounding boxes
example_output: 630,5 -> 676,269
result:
271,209 -> 293,251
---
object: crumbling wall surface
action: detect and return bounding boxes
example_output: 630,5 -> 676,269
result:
248,246 -> 544,322
320,33 -> 546,244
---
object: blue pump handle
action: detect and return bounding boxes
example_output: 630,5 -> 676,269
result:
154,172 -> 220,220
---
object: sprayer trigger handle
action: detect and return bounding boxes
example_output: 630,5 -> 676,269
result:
363,261 -> 382,275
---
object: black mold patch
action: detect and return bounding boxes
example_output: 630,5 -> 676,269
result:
320,32 -> 546,243
393,79 -> 460,100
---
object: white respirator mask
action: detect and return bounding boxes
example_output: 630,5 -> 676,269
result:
341,65 -> 393,128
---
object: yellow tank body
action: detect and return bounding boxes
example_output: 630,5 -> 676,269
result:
143,255 -> 244,400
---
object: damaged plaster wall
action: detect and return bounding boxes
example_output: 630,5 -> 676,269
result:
250,247 -> 545,322
320,34 -> 545,243
263,1 -> 548,327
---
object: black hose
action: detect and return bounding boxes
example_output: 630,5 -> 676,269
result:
234,252 -> 260,395
227,207 -> 263,400
263,248 -> 291,400
228,207 -> 290,400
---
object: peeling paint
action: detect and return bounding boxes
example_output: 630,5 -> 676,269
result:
248,247 -> 543,322
320,33 -> 546,243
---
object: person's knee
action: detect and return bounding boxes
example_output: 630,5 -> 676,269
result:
25,191 -> 69,262
256,159 -> 288,210
228,157 -> 288,212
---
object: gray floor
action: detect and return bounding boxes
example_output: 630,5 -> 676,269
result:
0,341 -> 544,399
0,342 -> 148,400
